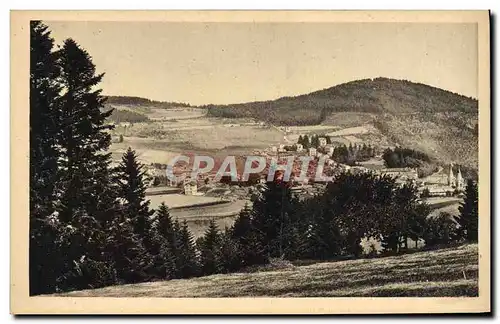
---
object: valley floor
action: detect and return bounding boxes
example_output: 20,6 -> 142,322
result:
57,244 -> 478,298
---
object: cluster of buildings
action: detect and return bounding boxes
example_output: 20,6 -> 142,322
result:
142,127 -> 467,199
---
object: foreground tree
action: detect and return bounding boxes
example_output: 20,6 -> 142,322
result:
176,220 -> 200,278
198,219 -> 222,275
116,148 -> 155,241
455,179 -> 479,242
230,203 -> 268,266
29,20 -> 64,295
423,213 -> 457,247
251,178 -> 294,258
151,203 -> 178,279
55,38 -> 119,290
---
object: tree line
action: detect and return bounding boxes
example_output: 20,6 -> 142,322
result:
331,143 -> 376,165
382,147 -> 432,168
30,21 -> 479,295
297,134 -> 331,149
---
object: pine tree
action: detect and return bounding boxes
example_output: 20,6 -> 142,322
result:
251,179 -> 293,258
105,217 -> 153,284
55,38 -> 119,290
231,203 -> 268,266
455,179 -> 478,242
176,220 -> 200,278
217,230 -> 242,273
198,219 -> 222,275
151,203 -> 178,279
116,147 -> 155,241
29,21 -> 64,295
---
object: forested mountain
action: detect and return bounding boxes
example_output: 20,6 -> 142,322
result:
205,77 -> 477,125
205,78 -> 478,169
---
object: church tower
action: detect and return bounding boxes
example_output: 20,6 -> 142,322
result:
448,163 -> 455,187
456,167 -> 464,191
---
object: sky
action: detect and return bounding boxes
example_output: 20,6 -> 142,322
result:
46,21 -> 478,105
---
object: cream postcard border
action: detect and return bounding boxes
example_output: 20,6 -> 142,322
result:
10,10 -> 491,314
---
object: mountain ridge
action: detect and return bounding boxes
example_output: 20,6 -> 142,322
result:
204,77 -> 477,125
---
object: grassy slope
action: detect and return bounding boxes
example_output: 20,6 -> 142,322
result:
58,244 -> 478,297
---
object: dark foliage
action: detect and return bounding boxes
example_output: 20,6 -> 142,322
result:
382,147 -> 431,168
454,179 -> 478,242
332,143 -> 375,165
423,213 -> 458,247
105,95 -> 192,108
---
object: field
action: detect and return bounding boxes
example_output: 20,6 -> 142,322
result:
57,244 -> 478,297
147,193 -> 225,209
108,106 -> 285,165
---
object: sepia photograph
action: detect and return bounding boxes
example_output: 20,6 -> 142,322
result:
10,10 -> 490,314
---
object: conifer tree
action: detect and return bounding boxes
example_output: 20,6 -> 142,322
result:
231,203 -> 268,266
251,178 -> 293,257
116,147 -> 155,241
105,216 -> 153,284
455,179 -> 479,242
29,20 -> 64,295
217,230 -> 242,273
303,135 -> 310,149
176,220 -> 200,278
151,203 -> 178,278
56,38 -> 119,288
198,219 -> 222,275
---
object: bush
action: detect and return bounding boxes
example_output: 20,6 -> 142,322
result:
423,213 -> 457,247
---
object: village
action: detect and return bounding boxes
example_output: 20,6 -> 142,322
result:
142,126 -> 466,214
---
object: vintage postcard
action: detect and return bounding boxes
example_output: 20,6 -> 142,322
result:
11,10 -> 490,314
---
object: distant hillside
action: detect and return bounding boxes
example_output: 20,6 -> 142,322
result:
105,96 -> 192,108
205,78 -> 478,169
206,77 -> 477,125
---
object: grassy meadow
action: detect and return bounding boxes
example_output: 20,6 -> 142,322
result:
57,244 -> 478,297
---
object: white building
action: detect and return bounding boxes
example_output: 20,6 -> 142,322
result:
183,179 -> 198,195
318,137 -> 327,147
309,147 -> 317,157
271,146 -> 278,152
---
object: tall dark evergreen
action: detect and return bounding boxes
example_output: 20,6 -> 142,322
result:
151,203 -> 178,278
218,230 -> 243,273
231,203 -> 268,266
177,220 -> 200,278
116,147 -> 155,239
455,179 -> 479,242
55,38 -> 119,289
105,217 -> 153,284
29,21 -> 64,295
251,178 -> 294,258
198,219 -> 222,275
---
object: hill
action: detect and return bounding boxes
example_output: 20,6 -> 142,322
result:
205,77 -> 477,124
57,244 -> 477,297
105,95 -> 192,109
205,78 -> 479,169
